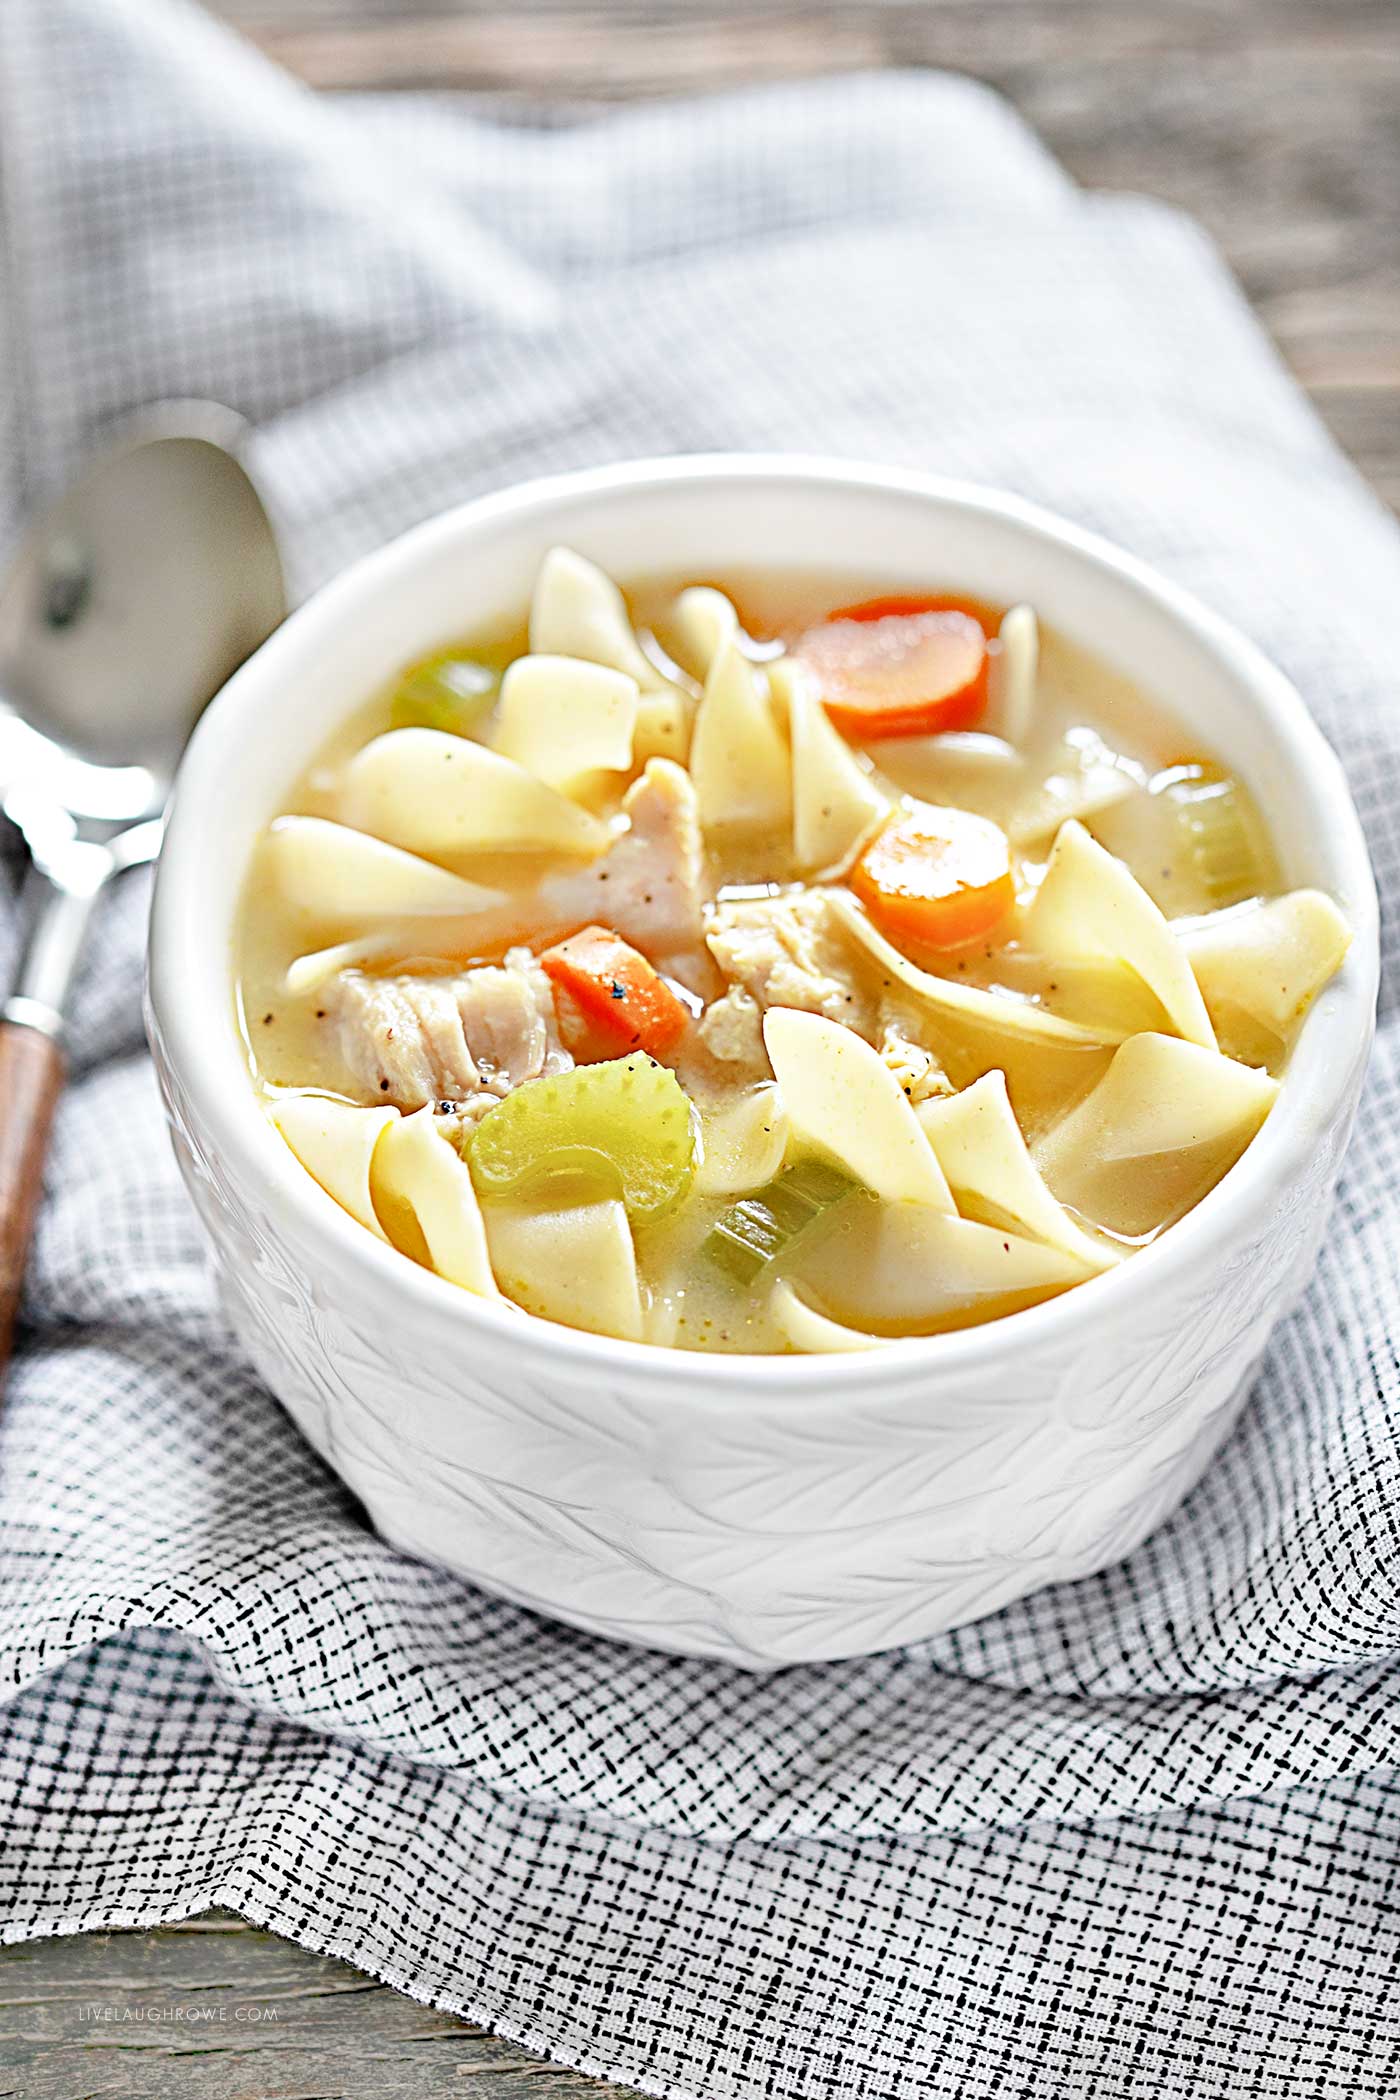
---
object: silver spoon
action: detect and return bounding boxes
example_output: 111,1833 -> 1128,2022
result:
0,403 -> 286,1368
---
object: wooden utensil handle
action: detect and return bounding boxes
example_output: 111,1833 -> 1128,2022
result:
0,1020 -> 65,1374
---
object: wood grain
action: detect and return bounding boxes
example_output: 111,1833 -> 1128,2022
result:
0,1021 -> 64,1372
0,1911 -> 645,2099
3,3 -> 1396,2095
209,0 -> 1400,514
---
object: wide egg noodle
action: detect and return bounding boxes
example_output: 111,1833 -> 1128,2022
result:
631,688 -> 695,767
672,585 -> 740,682
341,728 -> 608,859
263,816 -> 504,928
763,1007 -> 954,1210
1032,1030 -> 1279,1239
528,545 -> 669,691
791,1200 -> 1093,1335
689,633 -> 792,833
769,1278 -> 895,1353
694,1083 -> 789,1197
493,654 -> 638,790
987,601 -> 1038,745
371,1105 -> 499,1297
916,1070 -> 1120,1272
284,932 -> 398,996
1176,888 -> 1352,1065
773,656 -> 888,876
1022,817 -> 1217,1048
483,1196 -> 644,1342
270,1095 -> 398,1240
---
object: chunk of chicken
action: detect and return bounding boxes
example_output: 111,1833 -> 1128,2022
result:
702,891 -> 952,1098
536,758 -> 708,984
330,946 -> 571,1111
705,890 -> 872,1034
695,985 -> 769,1079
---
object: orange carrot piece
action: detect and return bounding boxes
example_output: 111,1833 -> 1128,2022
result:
541,925 -> 690,1059
850,805 -> 1015,951
794,608 -> 989,740
825,592 -> 1001,635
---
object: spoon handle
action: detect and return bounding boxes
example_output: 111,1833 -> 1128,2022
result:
0,1021 -> 65,1370
0,856 -> 113,1378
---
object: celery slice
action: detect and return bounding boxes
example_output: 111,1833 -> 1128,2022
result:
466,1054 -> 696,1221
703,1159 -> 857,1286
1156,762 -> 1267,905
390,651 -> 499,736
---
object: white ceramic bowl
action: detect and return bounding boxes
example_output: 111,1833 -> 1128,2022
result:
148,458 -> 1378,1668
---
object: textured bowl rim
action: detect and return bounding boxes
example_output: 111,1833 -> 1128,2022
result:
150,453 -> 1380,1395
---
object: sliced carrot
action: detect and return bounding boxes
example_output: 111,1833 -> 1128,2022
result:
850,804 -> 1015,951
540,924 -> 691,1059
825,592 -> 1001,635
795,608 -> 989,740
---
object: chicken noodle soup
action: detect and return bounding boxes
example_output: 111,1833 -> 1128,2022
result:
236,553 -> 1352,1353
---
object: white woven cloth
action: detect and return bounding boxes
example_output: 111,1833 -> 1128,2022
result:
2,3 -> 1399,2093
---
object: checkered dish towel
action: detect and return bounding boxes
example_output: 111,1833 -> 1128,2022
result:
2,3 -> 1399,2094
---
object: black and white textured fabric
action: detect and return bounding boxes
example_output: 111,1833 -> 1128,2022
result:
2,2 -> 1400,2093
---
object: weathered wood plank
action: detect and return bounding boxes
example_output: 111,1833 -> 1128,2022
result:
205,0 -> 1400,510
0,1911 -> 641,2099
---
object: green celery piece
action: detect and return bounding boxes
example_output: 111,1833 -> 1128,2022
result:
390,651 -> 499,736
704,1158 -> 856,1287
1159,764 -> 1264,905
467,1054 -> 697,1222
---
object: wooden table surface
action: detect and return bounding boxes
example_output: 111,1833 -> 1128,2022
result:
4,4 -> 1397,2096
223,0 -> 1400,513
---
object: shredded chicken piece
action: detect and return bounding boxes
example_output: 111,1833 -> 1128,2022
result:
698,891 -> 869,1087
702,890 -> 954,1100
460,949 -> 568,1088
451,1090 -> 516,1134
880,1018 -> 954,1103
537,758 -> 708,983
695,986 -> 769,1075
704,890 -> 872,1033
330,946 -> 571,1111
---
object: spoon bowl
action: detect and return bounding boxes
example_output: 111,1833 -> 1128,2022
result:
0,401 -> 284,806
0,402 -> 285,1368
